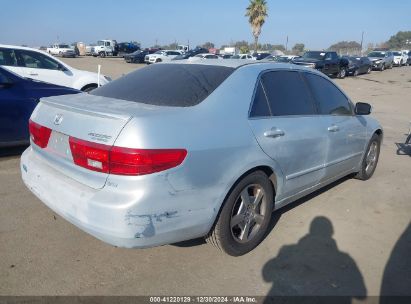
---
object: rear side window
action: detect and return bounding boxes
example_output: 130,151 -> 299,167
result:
0,48 -> 18,66
91,64 -> 234,107
16,50 -> 60,70
304,73 -> 352,115
250,80 -> 271,117
256,71 -> 316,116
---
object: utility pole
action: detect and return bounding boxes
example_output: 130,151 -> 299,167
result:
360,31 -> 364,55
285,35 -> 289,52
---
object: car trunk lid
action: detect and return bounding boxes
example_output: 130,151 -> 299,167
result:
30,93 -> 133,189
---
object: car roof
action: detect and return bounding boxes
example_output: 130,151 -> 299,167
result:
0,44 -> 41,51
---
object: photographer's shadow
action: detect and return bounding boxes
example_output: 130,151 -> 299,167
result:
263,216 -> 367,304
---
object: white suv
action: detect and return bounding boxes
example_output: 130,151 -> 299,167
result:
145,50 -> 182,64
0,44 -> 111,92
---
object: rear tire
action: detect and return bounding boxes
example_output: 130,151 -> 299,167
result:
206,171 -> 274,256
367,67 -> 372,74
355,133 -> 381,181
380,64 -> 385,71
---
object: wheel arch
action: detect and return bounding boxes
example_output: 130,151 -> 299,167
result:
80,83 -> 98,92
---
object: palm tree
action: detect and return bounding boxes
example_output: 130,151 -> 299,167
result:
245,0 -> 268,53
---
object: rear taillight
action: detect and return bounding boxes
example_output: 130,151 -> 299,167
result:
69,137 -> 187,176
29,120 -> 52,148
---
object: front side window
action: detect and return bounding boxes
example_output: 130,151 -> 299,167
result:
304,73 -> 352,115
17,50 -> 60,70
258,71 -> 316,116
0,48 -> 18,66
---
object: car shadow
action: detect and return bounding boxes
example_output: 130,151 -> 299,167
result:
172,174 -> 353,248
262,216 -> 367,303
0,145 -> 28,158
395,143 -> 411,156
380,222 -> 411,304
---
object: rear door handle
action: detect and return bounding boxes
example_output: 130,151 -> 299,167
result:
328,125 -> 340,132
264,128 -> 285,138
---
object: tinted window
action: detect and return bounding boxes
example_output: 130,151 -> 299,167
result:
17,50 -> 60,70
250,80 -> 271,117
91,64 -> 234,107
260,71 -> 316,116
0,48 -> 18,66
304,73 -> 352,115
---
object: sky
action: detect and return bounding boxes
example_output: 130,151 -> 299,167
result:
0,0 -> 410,50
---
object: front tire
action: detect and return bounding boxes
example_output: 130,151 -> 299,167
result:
206,171 -> 274,256
338,67 -> 347,79
355,133 -> 381,181
99,52 -> 106,58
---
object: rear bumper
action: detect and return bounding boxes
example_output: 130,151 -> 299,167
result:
21,147 -> 215,248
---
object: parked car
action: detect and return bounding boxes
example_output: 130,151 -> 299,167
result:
252,52 -> 271,60
263,55 -> 299,63
408,51 -> 411,65
220,54 -> 233,59
231,54 -> 254,60
188,53 -> 219,61
61,49 -> 76,58
0,44 -> 111,92
172,47 -> 209,60
401,50 -> 409,65
144,50 -> 182,64
368,51 -> 394,71
115,42 -> 140,57
46,44 -> 73,56
343,56 -> 372,76
292,51 -> 349,78
0,66 -> 79,147
21,61 -> 382,256
392,51 -> 405,66
124,50 -> 155,64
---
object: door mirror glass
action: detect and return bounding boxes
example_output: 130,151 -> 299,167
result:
355,102 -> 372,115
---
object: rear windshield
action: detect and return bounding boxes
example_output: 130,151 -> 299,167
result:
91,64 -> 234,107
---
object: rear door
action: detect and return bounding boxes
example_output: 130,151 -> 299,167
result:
248,70 -> 328,199
303,72 -> 367,180
15,49 -> 73,88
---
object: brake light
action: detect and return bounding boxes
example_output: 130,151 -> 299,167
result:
69,137 -> 187,176
29,120 -> 52,148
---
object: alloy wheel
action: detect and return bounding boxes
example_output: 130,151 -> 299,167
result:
230,184 -> 267,244
365,142 -> 378,175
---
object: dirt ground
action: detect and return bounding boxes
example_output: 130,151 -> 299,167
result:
1,57 -> 410,299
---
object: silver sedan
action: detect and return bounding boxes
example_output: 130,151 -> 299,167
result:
21,60 -> 382,256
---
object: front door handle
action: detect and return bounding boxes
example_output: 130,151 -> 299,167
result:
264,128 -> 285,138
29,73 -> 38,76
328,125 -> 340,132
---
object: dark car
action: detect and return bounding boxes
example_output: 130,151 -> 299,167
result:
252,52 -> 271,60
292,51 -> 349,78
407,51 -> 411,65
115,42 -> 140,57
124,49 -> 157,63
220,54 -> 233,59
0,66 -> 80,147
343,56 -> 372,76
172,47 -> 209,60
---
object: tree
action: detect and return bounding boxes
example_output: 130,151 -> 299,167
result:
291,43 -> 305,55
385,31 -> 411,49
202,42 -> 215,49
328,41 -> 361,55
245,0 -> 268,52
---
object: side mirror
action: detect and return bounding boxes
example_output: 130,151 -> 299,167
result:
355,102 -> 372,115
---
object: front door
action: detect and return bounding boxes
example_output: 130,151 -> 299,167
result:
248,70 -> 328,199
303,72 -> 367,179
